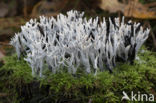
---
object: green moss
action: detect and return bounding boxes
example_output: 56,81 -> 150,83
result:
0,48 -> 156,103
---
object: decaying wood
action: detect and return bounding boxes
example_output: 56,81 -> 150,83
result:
99,0 -> 125,13
23,0 -> 28,17
31,0 -> 69,17
0,17 -> 27,36
0,93 -> 8,97
0,42 -> 10,46
147,22 -> 156,50
99,0 -> 156,19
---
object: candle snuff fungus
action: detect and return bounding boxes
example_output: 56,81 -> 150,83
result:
10,10 -> 150,77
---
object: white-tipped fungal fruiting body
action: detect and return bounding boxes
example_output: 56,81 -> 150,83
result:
10,10 -> 150,77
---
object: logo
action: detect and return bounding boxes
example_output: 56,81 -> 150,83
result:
122,91 -> 154,102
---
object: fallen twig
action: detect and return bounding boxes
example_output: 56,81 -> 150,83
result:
0,42 -> 11,46
0,93 -> 8,97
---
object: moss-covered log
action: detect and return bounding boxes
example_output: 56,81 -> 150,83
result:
0,48 -> 156,103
